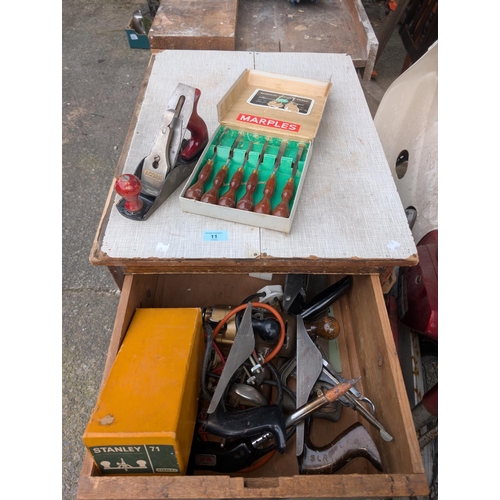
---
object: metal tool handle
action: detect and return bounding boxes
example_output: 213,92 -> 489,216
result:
320,361 -> 393,441
300,422 -> 383,474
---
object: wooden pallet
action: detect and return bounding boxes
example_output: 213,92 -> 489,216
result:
149,0 -> 238,51
148,0 -> 378,80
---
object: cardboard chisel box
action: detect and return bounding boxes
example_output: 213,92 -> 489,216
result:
82,308 -> 203,475
179,69 -> 331,233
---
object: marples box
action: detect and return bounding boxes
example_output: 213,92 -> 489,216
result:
179,69 -> 331,233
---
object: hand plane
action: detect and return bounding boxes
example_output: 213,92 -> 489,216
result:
115,83 -> 209,221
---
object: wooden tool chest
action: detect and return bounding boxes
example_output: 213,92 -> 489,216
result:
80,50 -> 426,499
77,274 -> 428,499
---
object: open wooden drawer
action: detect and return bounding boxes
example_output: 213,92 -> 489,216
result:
77,273 -> 428,499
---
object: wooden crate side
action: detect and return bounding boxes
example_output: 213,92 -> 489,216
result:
151,273 -> 286,308
77,273 -> 429,500
77,472 -> 429,499
99,260 -> 409,276
346,0 -> 379,80
78,274 -> 160,482
344,275 -> 425,475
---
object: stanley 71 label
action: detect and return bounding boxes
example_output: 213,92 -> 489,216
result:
90,444 -> 179,474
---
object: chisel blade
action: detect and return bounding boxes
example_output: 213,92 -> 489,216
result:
295,314 -> 323,456
207,303 -> 256,414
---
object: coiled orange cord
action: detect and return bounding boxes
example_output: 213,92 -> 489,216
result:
211,302 -> 285,364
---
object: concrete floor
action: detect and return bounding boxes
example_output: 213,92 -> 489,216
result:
62,1 -> 407,499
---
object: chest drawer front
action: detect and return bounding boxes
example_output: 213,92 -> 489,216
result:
78,273 -> 427,499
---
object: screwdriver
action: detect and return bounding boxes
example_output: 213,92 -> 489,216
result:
184,127 -> 229,200
254,140 -> 288,215
200,133 -> 243,204
272,142 -> 305,218
236,140 -> 269,212
218,140 -> 254,208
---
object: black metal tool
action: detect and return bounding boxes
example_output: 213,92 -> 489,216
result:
203,403 -> 287,453
299,422 -> 383,474
282,274 -> 308,314
283,275 -> 352,320
191,380 -> 358,473
301,276 -> 352,320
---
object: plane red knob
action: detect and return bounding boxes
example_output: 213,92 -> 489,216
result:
115,174 -> 143,212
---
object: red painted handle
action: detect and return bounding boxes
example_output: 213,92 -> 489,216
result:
184,159 -> 214,200
254,175 -> 277,214
181,88 -> 209,161
219,167 -> 244,207
200,165 -> 228,204
272,177 -> 294,218
236,170 -> 259,211
115,174 -> 143,212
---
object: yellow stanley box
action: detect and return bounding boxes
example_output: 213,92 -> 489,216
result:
82,308 -> 203,475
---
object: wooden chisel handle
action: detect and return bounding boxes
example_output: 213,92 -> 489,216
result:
236,170 -> 259,211
254,174 -> 277,214
272,177 -> 294,218
219,167 -> 244,207
185,159 -> 214,200
201,165 -> 228,204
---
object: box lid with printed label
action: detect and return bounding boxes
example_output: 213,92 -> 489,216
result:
217,69 -> 331,141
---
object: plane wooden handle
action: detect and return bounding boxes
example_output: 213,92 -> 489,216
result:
185,159 -> 214,200
236,170 -> 259,211
201,165 -> 228,204
181,88 -> 209,161
272,177 -> 294,218
254,175 -> 276,214
219,167 -> 244,207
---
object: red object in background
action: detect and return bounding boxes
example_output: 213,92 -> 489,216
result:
399,230 -> 438,343
412,383 -> 438,429
115,174 -> 143,212
421,382 -> 438,416
388,0 -> 398,11
385,294 -> 400,349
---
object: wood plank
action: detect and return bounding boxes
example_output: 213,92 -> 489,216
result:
345,275 -> 425,475
235,0 -> 378,79
149,0 -> 238,51
92,259 -> 408,276
77,472 -> 429,499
